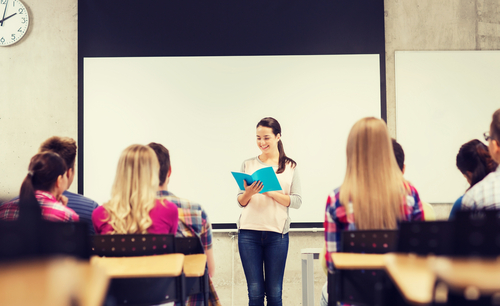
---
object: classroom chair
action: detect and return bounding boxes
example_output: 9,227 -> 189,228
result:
388,211 -> 500,305
328,229 -> 398,306
91,234 -> 187,306
175,236 -> 210,305
0,197 -> 107,306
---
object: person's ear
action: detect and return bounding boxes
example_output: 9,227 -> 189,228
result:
402,164 -> 406,175
167,167 -> 172,178
56,175 -> 64,190
492,140 -> 500,162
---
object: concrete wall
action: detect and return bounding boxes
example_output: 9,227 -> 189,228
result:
1,0 -> 499,304
0,0 -> 78,202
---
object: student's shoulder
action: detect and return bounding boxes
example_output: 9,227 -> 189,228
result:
326,187 -> 341,207
92,205 -> 107,218
163,193 -> 203,210
461,172 -> 499,206
63,191 -> 99,208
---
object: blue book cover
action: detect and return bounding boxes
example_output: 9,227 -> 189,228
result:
231,167 -> 282,193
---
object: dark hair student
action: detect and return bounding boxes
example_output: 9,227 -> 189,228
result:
0,152 -> 80,222
456,139 -> 498,189
460,109 -> 500,212
256,117 -> 296,174
237,117 -> 302,306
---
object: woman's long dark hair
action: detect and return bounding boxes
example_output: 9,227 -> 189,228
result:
19,152 -> 67,218
257,117 -> 296,174
456,139 -> 498,189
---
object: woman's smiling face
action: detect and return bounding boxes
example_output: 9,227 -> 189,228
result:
256,126 -> 280,153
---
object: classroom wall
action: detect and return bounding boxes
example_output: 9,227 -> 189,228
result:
1,0 -> 499,304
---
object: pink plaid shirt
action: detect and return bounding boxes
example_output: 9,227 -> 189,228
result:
0,191 -> 79,222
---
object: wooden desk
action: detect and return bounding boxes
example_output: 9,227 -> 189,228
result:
91,253 -> 185,278
183,254 -> 207,277
432,257 -> 500,295
384,253 -> 435,305
0,257 -> 109,306
331,252 -> 386,269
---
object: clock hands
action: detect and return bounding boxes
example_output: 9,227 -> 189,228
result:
1,0 -> 9,26
0,12 -> 16,24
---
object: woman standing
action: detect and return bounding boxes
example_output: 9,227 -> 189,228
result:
237,117 -> 302,306
92,144 -> 178,235
324,117 -> 424,274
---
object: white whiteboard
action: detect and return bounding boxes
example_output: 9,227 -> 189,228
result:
84,55 -> 381,224
396,51 -> 500,204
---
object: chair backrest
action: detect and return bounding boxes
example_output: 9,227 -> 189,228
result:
342,229 -> 398,253
91,234 -> 175,257
453,210 -> 500,257
330,230 -> 398,306
397,220 -> 453,256
91,234 -> 181,305
0,220 -> 90,261
40,221 -> 90,260
175,236 -> 204,255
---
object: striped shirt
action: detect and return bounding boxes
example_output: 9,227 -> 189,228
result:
64,191 -> 99,235
0,190 -> 79,222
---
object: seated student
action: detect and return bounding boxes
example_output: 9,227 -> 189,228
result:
148,142 -> 220,306
39,137 -> 99,234
462,109 -> 500,209
0,152 -> 79,221
324,117 -> 424,273
449,139 -> 498,218
92,144 -> 178,235
0,136 -> 99,234
392,139 -> 435,220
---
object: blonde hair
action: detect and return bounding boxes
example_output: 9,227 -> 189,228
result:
102,144 -> 160,234
339,117 -> 407,230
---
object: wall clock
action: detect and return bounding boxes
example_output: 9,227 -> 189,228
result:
0,0 -> 29,46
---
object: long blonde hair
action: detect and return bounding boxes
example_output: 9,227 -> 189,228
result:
339,117 -> 406,230
103,144 -> 160,234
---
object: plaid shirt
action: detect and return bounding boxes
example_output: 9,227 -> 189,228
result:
157,190 -> 219,306
462,166 -> 500,209
0,191 -> 79,222
324,182 -> 423,273
157,190 -> 212,250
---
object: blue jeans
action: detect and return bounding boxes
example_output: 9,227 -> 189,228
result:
238,229 -> 289,306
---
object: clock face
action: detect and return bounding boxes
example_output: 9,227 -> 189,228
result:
0,0 -> 29,46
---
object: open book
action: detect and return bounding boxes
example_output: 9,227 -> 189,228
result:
231,167 -> 282,193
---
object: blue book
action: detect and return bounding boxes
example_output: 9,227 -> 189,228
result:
231,167 -> 282,193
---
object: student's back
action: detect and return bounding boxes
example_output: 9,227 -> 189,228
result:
324,117 -> 423,273
462,109 -> 500,210
92,144 -> 178,235
0,152 -> 79,222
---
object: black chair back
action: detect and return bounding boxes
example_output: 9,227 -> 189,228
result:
175,236 -> 204,255
397,220 -> 453,255
329,230 -> 398,306
0,220 -> 90,261
453,210 -> 500,257
91,234 -> 175,257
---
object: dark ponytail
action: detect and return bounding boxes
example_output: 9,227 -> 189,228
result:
456,139 -> 498,189
19,152 -> 67,219
257,117 -> 296,174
